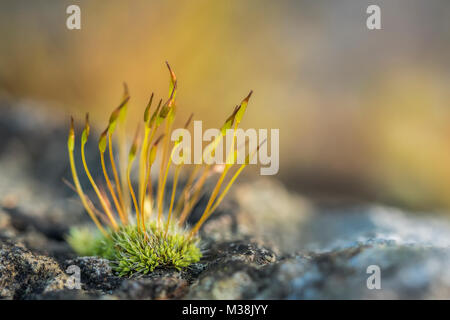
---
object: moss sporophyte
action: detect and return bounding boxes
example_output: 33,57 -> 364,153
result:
67,62 -> 263,276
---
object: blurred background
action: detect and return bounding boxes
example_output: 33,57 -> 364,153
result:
1,0 -> 450,211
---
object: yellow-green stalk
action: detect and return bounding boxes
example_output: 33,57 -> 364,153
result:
177,106 -> 238,227
208,139 -> 266,218
173,164 -> 201,217
67,117 -> 107,237
139,99 -> 162,216
118,83 -> 131,215
99,126 -> 127,224
142,134 -> 164,226
126,125 -> 142,232
190,92 -> 252,237
108,96 -> 130,215
138,93 -> 154,212
80,114 -> 119,231
163,113 -> 192,236
156,62 -> 178,224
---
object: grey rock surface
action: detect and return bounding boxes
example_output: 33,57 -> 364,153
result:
0,241 -> 68,299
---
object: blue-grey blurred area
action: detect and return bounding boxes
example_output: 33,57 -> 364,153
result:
1,0 -> 450,210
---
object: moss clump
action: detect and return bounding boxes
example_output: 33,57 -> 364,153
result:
68,221 -> 201,276
67,62 -> 256,277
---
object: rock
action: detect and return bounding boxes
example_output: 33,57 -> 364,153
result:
33,289 -> 101,300
0,242 -> 68,299
296,205 -> 450,252
186,240 -> 277,299
116,275 -> 189,300
188,205 -> 450,300
201,178 -> 312,254
63,257 -> 122,293
254,241 -> 450,299
0,207 -> 73,261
